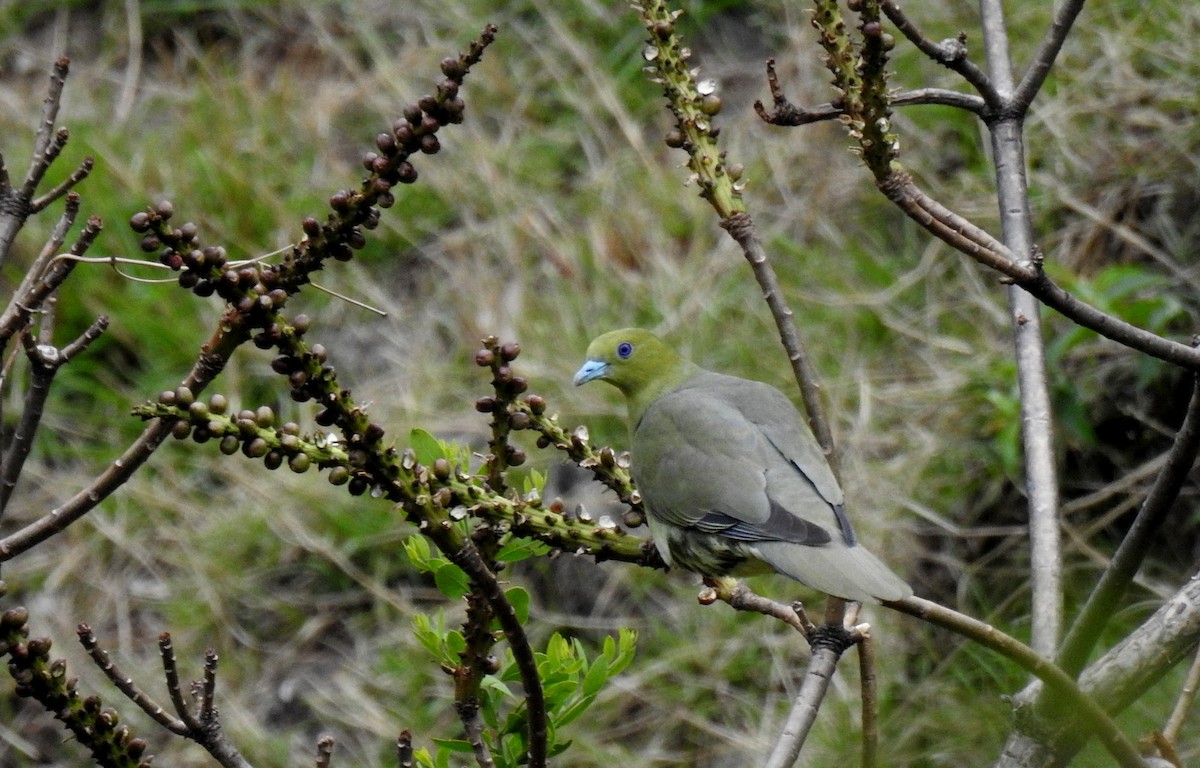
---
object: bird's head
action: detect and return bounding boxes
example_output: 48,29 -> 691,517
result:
574,328 -> 697,418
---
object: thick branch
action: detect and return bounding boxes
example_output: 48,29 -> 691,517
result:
441,538 -> 547,768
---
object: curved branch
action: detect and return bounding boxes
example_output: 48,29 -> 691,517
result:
881,0 -> 1000,108
885,595 -> 1145,768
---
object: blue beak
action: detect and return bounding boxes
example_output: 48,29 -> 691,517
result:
573,359 -> 609,386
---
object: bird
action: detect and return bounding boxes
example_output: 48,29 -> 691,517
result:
573,328 -> 912,603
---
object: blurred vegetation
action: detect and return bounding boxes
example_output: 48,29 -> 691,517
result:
0,0 -> 1197,766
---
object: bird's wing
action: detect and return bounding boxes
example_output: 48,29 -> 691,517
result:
633,372 -> 843,545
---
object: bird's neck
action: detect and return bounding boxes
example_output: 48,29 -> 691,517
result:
625,361 -> 701,427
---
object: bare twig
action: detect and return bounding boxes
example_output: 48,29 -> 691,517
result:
0,317 -> 108,514
700,577 -> 812,638
1012,0 -> 1088,112
1057,376 -> 1200,676
18,57 -> 71,204
315,735 -> 335,768
30,156 -> 94,212
764,620 -> 865,768
1162,645 -> 1200,746
880,0 -> 999,106
78,624 -> 189,735
722,213 -> 839,470
858,634 -> 879,768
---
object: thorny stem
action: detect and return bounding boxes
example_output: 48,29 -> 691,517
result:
636,4 -> 842,466
439,532 -> 547,768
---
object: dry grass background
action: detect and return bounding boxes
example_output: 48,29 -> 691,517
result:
0,1 -> 1197,766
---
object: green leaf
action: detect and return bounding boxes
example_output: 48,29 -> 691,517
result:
495,536 -> 552,563
554,693 -> 597,727
505,586 -> 531,623
543,679 -> 580,710
410,427 -> 446,464
403,534 -> 432,571
434,561 -> 470,600
431,738 -> 474,754
582,654 -> 609,697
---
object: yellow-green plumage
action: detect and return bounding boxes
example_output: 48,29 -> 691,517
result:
574,328 -> 912,603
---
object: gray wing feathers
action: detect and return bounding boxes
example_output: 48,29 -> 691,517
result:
634,370 -> 912,603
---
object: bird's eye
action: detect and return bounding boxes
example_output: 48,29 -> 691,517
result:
616,341 -> 634,359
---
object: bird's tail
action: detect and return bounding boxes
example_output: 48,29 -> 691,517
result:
751,541 -> 913,604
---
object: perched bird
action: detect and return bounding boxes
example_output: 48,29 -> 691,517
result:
573,328 -> 912,603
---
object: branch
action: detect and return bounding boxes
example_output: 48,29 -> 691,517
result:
722,214 -> 839,470
764,620 -> 866,768
886,595 -> 1146,768
78,623 -> 189,735
440,536 -> 547,768
858,634 -> 879,768
997,574 -> 1200,767
1162,645 -> 1200,746
18,57 -> 71,204
880,0 -> 1000,107
30,156 -> 95,213
700,577 -> 814,638
1057,376 -> 1200,675
1012,0 -> 1088,112
0,317 -> 108,515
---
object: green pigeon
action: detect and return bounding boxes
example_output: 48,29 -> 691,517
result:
574,328 -> 912,603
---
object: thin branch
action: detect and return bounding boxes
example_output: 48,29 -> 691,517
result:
754,59 -> 842,126
30,156 -> 94,213
19,57 -> 71,203
1162,645 -> 1200,745
700,577 -> 813,638
1057,376 -> 1200,676
159,632 -> 203,733
764,621 -> 865,768
315,736 -> 336,768
722,213 -> 839,471
893,87 -> 987,114
858,635 -> 879,768
0,339 -> 233,561
0,316 -> 107,516
1012,0 -> 1088,112
0,213 -> 100,353
880,0 -> 1000,107
77,624 -> 189,735
885,595 -> 1145,768
199,648 -> 219,720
